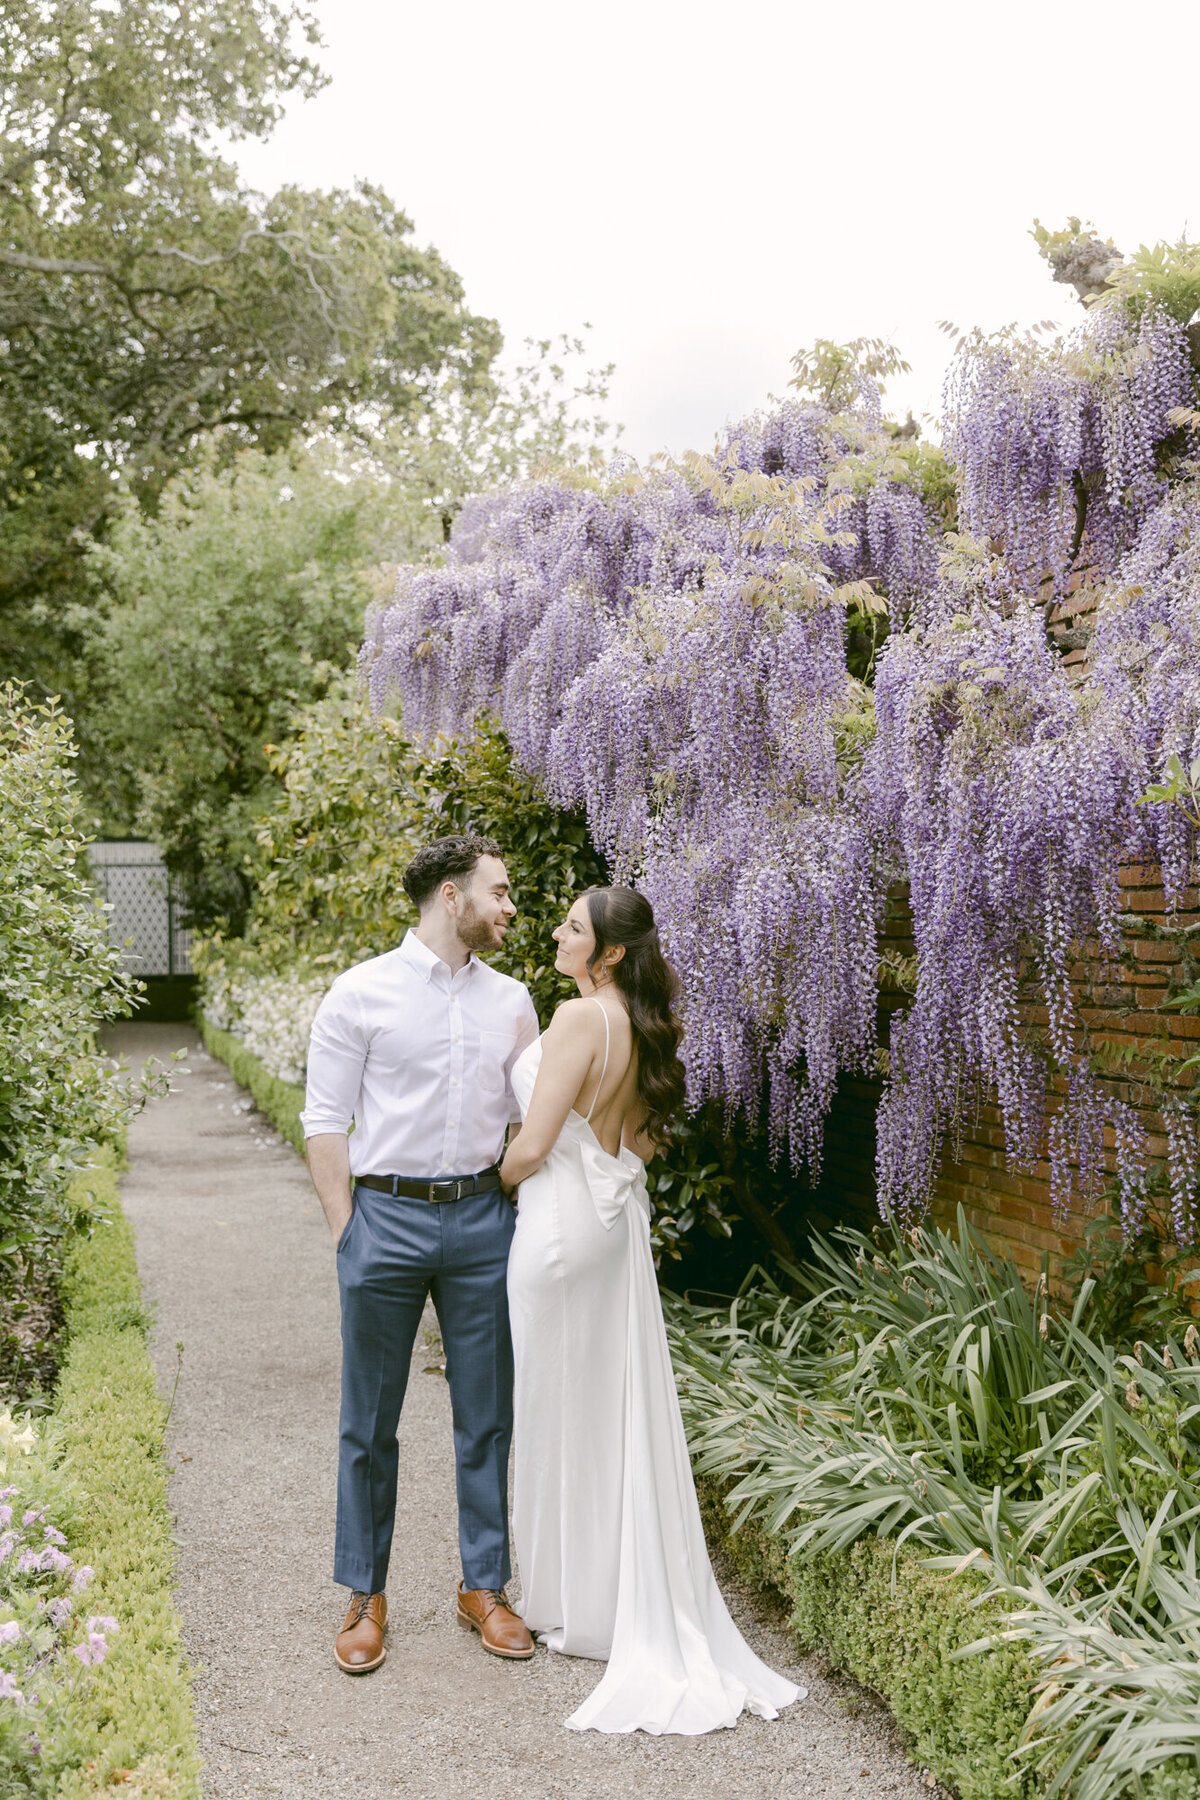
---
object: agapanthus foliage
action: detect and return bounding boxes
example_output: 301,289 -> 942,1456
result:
366,242 -> 1200,1240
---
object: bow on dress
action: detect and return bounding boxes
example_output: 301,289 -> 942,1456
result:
577,1136 -> 651,1230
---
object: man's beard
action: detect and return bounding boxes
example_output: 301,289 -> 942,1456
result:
457,898 -> 500,955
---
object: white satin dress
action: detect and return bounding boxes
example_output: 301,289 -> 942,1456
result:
506,1001 -> 801,1735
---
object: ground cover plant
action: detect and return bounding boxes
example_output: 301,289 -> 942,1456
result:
0,688 -> 195,1786
667,1212 -> 1200,1798
363,224 -> 1200,1248
1,1157 -> 199,1798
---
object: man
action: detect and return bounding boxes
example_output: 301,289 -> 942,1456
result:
302,833 -> 540,1674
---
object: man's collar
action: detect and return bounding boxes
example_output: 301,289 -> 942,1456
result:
399,928 -> 477,984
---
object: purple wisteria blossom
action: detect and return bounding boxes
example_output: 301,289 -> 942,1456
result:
365,385 -> 921,1174
364,345 -> 1200,1234
944,304 -> 1191,593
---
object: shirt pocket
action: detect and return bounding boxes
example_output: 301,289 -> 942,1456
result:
475,1026 -> 515,1098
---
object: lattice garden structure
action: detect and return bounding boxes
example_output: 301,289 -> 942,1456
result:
89,841 -> 196,1021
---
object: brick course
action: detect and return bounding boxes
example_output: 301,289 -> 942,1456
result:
811,865 -> 1200,1286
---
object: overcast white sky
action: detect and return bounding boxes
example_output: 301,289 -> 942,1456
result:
230,0 -> 1200,461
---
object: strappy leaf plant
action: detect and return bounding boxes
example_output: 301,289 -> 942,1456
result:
665,1210 -> 1200,1797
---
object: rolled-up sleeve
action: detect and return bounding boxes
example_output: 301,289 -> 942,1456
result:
301,980 -> 367,1139
504,990 -> 542,1123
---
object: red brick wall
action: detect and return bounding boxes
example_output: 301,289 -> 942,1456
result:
813,867 -> 1200,1285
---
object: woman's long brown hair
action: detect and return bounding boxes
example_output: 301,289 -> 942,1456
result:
584,886 -> 686,1145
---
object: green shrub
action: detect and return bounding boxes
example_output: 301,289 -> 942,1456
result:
670,1213 -> 1200,1799
194,682 -> 609,1026
0,689 -> 144,1330
196,1016 -> 306,1155
88,443 -> 397,930
36,1160 -> 200,1798
697,1474 -> 1037,1800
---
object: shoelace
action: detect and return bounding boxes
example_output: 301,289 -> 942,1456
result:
466,1588 -> 508,1617
345,1590 -> 376,1629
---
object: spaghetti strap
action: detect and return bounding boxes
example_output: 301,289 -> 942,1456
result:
584,998 -> 611,1123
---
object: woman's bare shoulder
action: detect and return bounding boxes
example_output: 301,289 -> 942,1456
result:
545,996 -> 607,1038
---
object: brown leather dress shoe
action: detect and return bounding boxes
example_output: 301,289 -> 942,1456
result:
456,1584 -> 535,1659
334,1590 -> 387,1674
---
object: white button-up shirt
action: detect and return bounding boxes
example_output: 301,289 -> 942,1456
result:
300,931 -> 540,1178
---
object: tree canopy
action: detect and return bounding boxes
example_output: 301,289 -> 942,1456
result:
0,0 -> 500,687
87,438 -> 396,926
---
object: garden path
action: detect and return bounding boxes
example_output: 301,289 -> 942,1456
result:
112,1022 -> 935,1800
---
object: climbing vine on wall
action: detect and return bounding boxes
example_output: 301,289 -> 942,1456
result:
365,228 -> 1200,1240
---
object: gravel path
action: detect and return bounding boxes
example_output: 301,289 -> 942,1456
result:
111,1023 -> 935,1800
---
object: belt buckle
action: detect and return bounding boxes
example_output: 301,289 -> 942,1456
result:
427,1176 -> 470,1203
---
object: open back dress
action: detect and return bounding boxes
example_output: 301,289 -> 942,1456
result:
506,1001 -> 800,1735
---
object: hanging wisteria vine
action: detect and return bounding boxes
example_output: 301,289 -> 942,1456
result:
943,305 -> 1192,593
367,386 -> 934,1174
365,258 -> 1200,1238
865,576 -> 1153,1222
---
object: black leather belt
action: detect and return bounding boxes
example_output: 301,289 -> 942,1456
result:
355,1164 -> 502,1203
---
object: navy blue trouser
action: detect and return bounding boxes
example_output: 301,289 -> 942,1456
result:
334,1179 -> 516,1596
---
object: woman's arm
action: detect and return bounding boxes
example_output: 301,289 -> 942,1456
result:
498,1001 -> 604,1191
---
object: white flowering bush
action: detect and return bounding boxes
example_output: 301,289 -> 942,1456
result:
0,1410 -> 114,1793
203,971 -> 329,1086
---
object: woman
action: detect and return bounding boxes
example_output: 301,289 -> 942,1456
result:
499,886 -> 800,1735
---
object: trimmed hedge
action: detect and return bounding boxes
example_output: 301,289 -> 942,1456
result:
197,1016 -> 305,1154
45,1155 -> 201,1799
699,1478 -> 1195,1800
695,1479 -> 1038,1800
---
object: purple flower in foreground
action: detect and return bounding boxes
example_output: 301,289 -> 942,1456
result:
47,1597 -> 72,1630
35,1547 -> 70,1575
0,1504 -> 11,1528
42,1525 -> 66,1548
71,1615 -> 119,1669
72,1565 -> 94,1592
0,1620 -> 19,1644
21,1510 -> 44,1528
